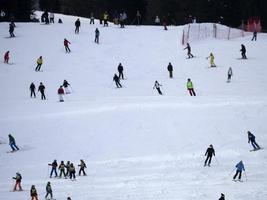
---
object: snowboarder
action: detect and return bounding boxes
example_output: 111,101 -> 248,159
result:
45,181 -> 53,199
154,16 -> 160,25
247,131 -> 261,150
187,79 -> 196,96
75,18 -> 81,34
35,56 -> 43,71
58,161 -> 66,177
64,38 -> 71,53
184,43 -> 194,58
12,172 -> 23,191
233,160 -> 245,181
78,159 -> 87,176
153,81 -> 163,95
206,53 -> 216,67
30,82 -> 36,98
103,11 -> 109,27
219,193 -> 225,200
49,12 -> 55,23
90,12 -> 95,24
9,23 -> 15,37
65,161 -> 71,177
118,63 -> 124,79
8,134 -> 19,151
69,163 -> 76,180
95,28 -> 100,43
58,86 -> 65,102
38,82 -> 46,100
204,144 -> 215,167
48,160 -> 58,178
113,74 -> 122,88
251,30 -> 257,41
63,80 -> 71,94
240,44 -> 247,59
30,185 -> 39,200
4,51 -> 10,63
167,62 -> 173,78
227,67 -> 233,82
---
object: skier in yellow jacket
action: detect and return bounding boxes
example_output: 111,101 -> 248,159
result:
35,56 -> 43,71
206,53 -> 216,67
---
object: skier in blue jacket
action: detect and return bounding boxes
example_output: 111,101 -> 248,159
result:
233,160 -> 245,181
247,131 -> 260,150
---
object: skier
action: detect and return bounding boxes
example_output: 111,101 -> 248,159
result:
45,181 -> 53,199
58,18 -> 63,24
64,38 -> 71,53
30,82 -> 36,98
153,81 -> 163,95
69,163 -> 76,180
251,30 -> 257,41
9,23 -> 15,37
75,18 -> 81,34
155,16 -> 160,25
58,161 -> 66,178
4,51 -> 10,63
43,11 -> 49,24
113,74 -> 122,88
58,86 -> 65,102
30,185 -> 39,200
49,12 -> 55,23
67,197 -> 72,200
167,62 -> 173,78
90,12 -> 95,24
65,161 -> 71,177
247,131 -> 261,150
219,193 -> 225,200
227,67 -> 233,82
12,172 -> 23,191
95,28 -> 100,43
35,56 -> 43,71
136,11 -> 141,25
204,144 -> 215,167
63,80 -> 71,94
240,44 -> 247,59
187,79 -> 196,96
38,82 -> 46,100
78,159 -> 87,176
184,43 -> 194,58
206,53 -> 216,67
8,134 -> 19,151
233,160 -> 245,181
103,11 -> 109,27
163,18 -> 167,30
118,63 -> 124,79
48,160 -> 58,178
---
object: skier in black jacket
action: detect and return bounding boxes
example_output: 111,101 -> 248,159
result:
240,44 -> 247,59
9,23 -> 15,37
204,144 -> 215,166
184,43 -> 194,58
75,19 -> 81,34
113,74 -> 122,88
219,193 -> 225,200
48,160 -> 58,178
38,82 -> 46,100
167,62 -> 173,78
153,81 -> 162,95
30,82 -> 36,98
118,63 -> 124,79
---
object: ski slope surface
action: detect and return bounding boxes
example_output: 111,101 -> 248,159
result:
0,13 -> 267,200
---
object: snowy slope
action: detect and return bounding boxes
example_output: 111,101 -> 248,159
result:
0,13 -> 267,200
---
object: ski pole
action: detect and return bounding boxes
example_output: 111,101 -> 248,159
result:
244,171 -> 248,181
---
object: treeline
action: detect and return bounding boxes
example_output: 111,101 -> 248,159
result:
1,0 -> 267,28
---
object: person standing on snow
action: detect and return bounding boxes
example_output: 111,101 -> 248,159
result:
247,131 -> 261,150
240,44 -> 247,59
30,185 -> 39,200
63,80 -> 71,94
78,159 -> 87,176
65,161 -> 71,177
69,163 -> 76,180
95,28 -> 100,43
75,18 -> 81,34
187,79 -> 196,96
58,86 -> 65,102
48,160 -> 58,178
49,12 -> 55,23
154,15 -> 160,25
58,161 -> 66,178
204,144 -> 215,167
167,62 -> 173,78
206,53 -> 216,67
64,38 -> 71,53
251,30 -> 257,41
233,160 -> 245,181
136,11 -> 141,25
153,81 -> 163,95
4,51 -> 10,63
12,172 -> 23,191
184,43 -> 194,58
113,74 -> 122,88
45,181 -> 53,199
227,67 -> 233,82
8,134 -> 19,151
103,11 -> 109,27
35,56 -> 43,72
219,193 -> 225,200
30,82 -> 36,98
38,82 -> 46,100
9,23 -> 15,37
118,63 -> 124,79
90,12 -> 95,24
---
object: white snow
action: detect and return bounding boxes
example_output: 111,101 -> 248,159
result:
0,13 -> 267,200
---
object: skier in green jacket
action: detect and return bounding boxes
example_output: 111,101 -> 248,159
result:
187,79 -> 196,96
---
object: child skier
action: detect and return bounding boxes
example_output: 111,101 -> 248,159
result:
75,18 -> 80,34
227,67 -> 233,82
64,38 -> 71,53
78,159 -> 87,176
219,193 -> 225,200
187,79 -> 196,96
206,53 -> 216,67
95,28 -> 100,43
58,86 -> 65,102
113,74 -> 122,88
38,82 -> 46,100
240,44 -> 247,59
167,62 -> 173,78
9,23 -> 15,37
69,163 -> 76,180
118,63 -> 124,79
90,12 -> 95,24
204,144 -> 215,167
4,51 -> 10,63
8,134 -> 19,151
63,80 -> 71,94
66,161 -> 71,177
35,56 -> 43,71
153,81 -> 163,95
233,160 -> 245,181
184,43 -> 194,58
58,161 -> 66,177
45,181 -> 53,199
103,11 -> 109,27
247,131 -> 261,150
30,185 -> 38,200
251,30 -> 257,41
12,172 -> 23,191
48,160 -> 58,178
30,82 -> 36,98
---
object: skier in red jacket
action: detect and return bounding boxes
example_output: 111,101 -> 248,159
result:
58,86 -> 65,102
64,38 -> 71,53
4,51 -> 10,63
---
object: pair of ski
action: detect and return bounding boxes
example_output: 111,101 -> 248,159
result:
6,150 -> 19,153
